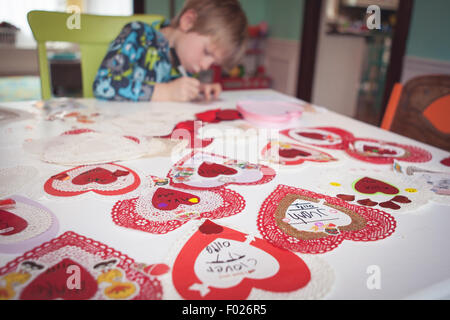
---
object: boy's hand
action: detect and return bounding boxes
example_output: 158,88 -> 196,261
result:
153,77 -> 200,102
200,83 -> 222,101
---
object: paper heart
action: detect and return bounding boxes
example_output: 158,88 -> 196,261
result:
354,177 -> 399,195
390,195 -> 412,204
0,209 -> 28,236
262,141 -> 337,166
0,231 -> 163,300
257,185 -> 396,254
20,258 -> 98,300
44,164 -> 140,197
379,201 -> 401,210
169,151 -> 275,190
278,148 -> 311,158
72,167 -> 122,185
197,162 -> 238,178
172,220 -> 311,300
336,194 -> 355,202
440,157 -> 450,167
346,138 -> 432,164
297,132 -> 328,140
111,179 -> 245,234
152,188 -> 200,211
280,127 -> 354,149
357,199 -> 378,207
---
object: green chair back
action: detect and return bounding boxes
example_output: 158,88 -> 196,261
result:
27,10 -> 164,99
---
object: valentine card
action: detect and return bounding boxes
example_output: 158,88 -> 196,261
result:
111,176 -> 245,234
315,168 -> 434,213
161,220 -> 334,300
0,231 -> 163,300
261,141 -> 338,166
168,151 -> 276,190
0,195 -> 59,253
44,163 -> 140,197
345,138 -> 432,164
34,128 -> 152,166
280,127 -> 354,149
257,185 -> 396,254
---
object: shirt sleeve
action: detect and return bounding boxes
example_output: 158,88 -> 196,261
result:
92,21 -> 166,102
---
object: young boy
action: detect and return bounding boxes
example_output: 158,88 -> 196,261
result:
93,0 -> 248,102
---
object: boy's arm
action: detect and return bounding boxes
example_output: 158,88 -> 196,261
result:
92,22 -> 157,102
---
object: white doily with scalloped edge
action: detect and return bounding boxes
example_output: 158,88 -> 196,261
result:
25,131 -> 166,166
160,219 -> 334,300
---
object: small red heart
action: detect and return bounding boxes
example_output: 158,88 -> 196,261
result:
199,220 -> 224,234
112,170 -> 130,177
391,195 -> 412,204
379,201 -> 401,210
197,162 -> 238,178
20,258 -> 98,300
0,209 -> 28,236
152,188 -> 200,211
440,157 -> 450,167
337,194 -> 355,202
279,148 -> 311,158
357,198 -> 378,207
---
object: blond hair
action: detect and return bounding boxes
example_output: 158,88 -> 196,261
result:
172,0 -> 248,70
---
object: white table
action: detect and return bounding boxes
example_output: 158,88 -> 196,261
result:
1,89 -> 449,300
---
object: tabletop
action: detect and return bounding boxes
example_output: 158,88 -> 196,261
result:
0,89 -> 449,300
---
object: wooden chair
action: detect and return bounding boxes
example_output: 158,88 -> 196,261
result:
28,10 -> 164,99
381,75 -> 450,151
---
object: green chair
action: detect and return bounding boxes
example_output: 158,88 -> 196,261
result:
28,10 -> 164,99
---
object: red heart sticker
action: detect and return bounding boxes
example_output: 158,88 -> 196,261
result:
0,209 -> 28,236
197,162 -> 238,178
172,220 -> 311,300
354,177 -> 399,195
152,188 -> 200,211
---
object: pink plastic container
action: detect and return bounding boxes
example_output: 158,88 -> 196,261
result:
236,100 -> 304,128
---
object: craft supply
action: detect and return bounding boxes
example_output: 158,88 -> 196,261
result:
236,100 -> 304,128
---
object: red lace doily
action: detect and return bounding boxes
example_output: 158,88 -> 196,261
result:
257,184 -> 397,254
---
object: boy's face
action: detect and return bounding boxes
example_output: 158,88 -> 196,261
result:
176,32 -> 224,74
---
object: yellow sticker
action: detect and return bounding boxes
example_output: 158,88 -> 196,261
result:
330,182 -> 341,187
188,198 -> 199,203
405,188 -> 417,193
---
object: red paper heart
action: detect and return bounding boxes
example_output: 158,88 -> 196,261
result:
195,109 -> 220,123
391,195 -> 411,204
216,109 -> 242,121
336,194 -> 355,202
151,187 -> 200,211
440,157 -> 450,167
197,162 -> 238,178
357,198 -> 378,207
296,132 -> 327,140
279,148 -> 312,158
172,220 -> 311,299
354,177 -> 399,195
0,209 -> 28,236
379,201 -> 401,210
20,258 -> 98,300
72,167 -> 118,185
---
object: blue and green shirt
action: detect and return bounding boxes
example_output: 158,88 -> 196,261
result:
93,20 -> 181,101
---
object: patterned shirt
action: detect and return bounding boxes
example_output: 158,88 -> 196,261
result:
93,20 -> 182,101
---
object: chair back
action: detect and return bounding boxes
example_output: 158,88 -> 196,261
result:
382,75 -> 450,151
27,10 -> 164,99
